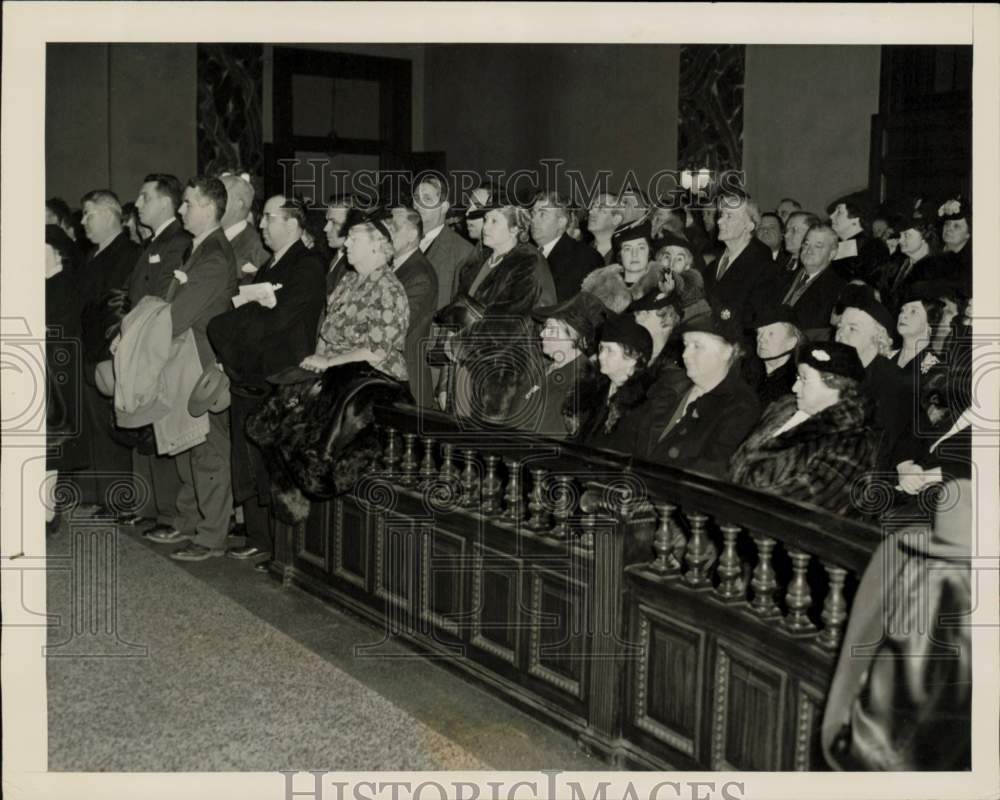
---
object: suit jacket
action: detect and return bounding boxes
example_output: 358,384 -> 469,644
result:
700,237 -> 778,333
644,366 -> 762,479
77,231 -> 141,364
831,232 -> 888,283
127,219 -> 192,305
169,227 -> 237,369
424,225 -> 476,309
544,233 -> 604,302
780,265 -> 846,338
393,248 -> 439,408
229,224 -> 271,284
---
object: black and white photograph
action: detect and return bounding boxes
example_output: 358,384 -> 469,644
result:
2,3 -> 998,799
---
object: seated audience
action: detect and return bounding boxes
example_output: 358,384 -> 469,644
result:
893,287 -> 943,371
878,201 -> 946,313
937,196 -> 971,285
581,221 -> 661,312
586,193 -> 625,265
654,239 -> 712,322
756,211 -> 785,264
778,222 -> 846,340
828,192 -> 888,283
530,190 -> 603,302
780,210 -> 821,274
641,309 -> 761,478
730,342 -> 878,515
750,305 -> 805,406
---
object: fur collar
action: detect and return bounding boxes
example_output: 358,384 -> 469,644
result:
758,392 -> 875,445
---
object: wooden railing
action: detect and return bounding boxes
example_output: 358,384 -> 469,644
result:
270,402 -> 883,770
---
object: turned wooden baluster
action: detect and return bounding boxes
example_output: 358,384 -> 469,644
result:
714,523 -> 746,602
383,427 -> 400,479
418,437 -> 437,487
649,501 -> 681,575
548,475 -> 576,540
458,449 -> 480,508
750,535 -> 782,618
498,458 -> 523,526
398,433 -> 419,487
525,467 -> 550,532
438,444 -> 459,483
818,564 -> 849,650
784,548 -> 817,634
480,454 -> 502,516
682,511 -> 714,588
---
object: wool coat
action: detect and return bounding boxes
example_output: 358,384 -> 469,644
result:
563,359 -> 653,455
729,392 -> 879,516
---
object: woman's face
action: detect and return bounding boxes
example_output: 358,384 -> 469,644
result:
793,363 -> 841,415
682,332 -> 731,386
656,245 -> 692,274
942,218 -> 971,250
898,228 -> 925,256
756,323 -> 798,360
598,341 -> 638,386
540,318 -> 579,362
620,239 -> 651,284
467,217 -> 484,241
897,301 -> 929,338
482,210 -> 517,251
344,226 -> 384,270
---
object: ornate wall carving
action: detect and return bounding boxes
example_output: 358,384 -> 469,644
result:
678,45 -> 745,173
196,44 -> 263,176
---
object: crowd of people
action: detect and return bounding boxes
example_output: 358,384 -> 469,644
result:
44,169 -> 974,567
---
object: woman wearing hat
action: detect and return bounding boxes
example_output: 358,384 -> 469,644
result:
937,196 -> 971,280
750,305 -> 806,406
878,200 -> 946,314
513,291 -> 608,439
730,342 -> 879,515
563,314 -> 654,453
641,310 -> 761,478
893,286 -> 944,371
580,221 -> 661,314
438,202 -> 556,421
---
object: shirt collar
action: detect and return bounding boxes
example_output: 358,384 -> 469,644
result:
95,229 -> 122,255
153,218 -> 174,239
190,225 -> 220,253
393,246 -> 418,270
419,224 -> 445,251
271,239 -> 296,267
224,219 -> 248,241
540,235 -> 561,259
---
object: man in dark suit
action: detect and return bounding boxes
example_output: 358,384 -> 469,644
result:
125,174 -> 191,533
220,173 -> 270,284
779,211 -> 821,275
387,206 -> 439,408
587,192 -> 625,265
756,212 -> 785,264
208,195 -> 327,565
75,189 -> 141,511
530,190 -> 603,302
415,174 -> 475,309
777,223 -> 846,340
144,176 -> 237,561
700,195 -> 778,335
828,193 -> 889,283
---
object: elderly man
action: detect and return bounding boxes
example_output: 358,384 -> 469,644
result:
780,211 -> 820,274
531,191 -> 603,302
414,174 -> 474,309
219,173 -> 269,284
208,195 -> 327,565
76,189 -> 141,512
144,176 -> 237,561
587,192 -> 625,265
124,174 -> 192,531
701,193 -> 777,334
828,192 -> 889,283
779,224 -> 846,340
386,206 -> 438,407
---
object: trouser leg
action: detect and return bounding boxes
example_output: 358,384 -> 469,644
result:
188,411 -> 233,551
133,448 -> 181,526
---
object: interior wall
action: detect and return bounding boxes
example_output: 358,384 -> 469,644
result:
743,45 -> 881,217
46,43 -> 197,206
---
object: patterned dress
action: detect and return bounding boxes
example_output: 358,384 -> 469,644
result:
316,264 -> 410,382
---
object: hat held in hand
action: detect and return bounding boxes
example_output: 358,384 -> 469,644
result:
188,363 -> 231,417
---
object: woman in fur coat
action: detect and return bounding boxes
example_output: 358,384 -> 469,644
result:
730,341 -> 879,516
563,314 -> 654,455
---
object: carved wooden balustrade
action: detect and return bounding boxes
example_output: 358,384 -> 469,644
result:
269,403 -> 883,770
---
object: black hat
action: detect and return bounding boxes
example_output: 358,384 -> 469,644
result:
796,341 -> 865,383
347,208 -> 392,242
839,284 -> 895,334
896,198 -> 934,234
936,196 -> 970,223
754,304 -> 801,330
611,219 -> 653,251
598,314 -> 653,363
826,192 -> 874,224
652,231 -> 694,253
680,305 -> 744,346
532,291 -> 609,346
627,288 -> 683,318
466,207 -> 487,221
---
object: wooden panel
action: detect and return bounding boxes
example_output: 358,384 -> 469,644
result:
332,499 -> 368,589
631,603 -> 705,760
527,568 -> 589,699
374,515 -> 417,611
420,527 -> 467,637
711,640 -> 786,770
297,498 -> 330,573
470,544 -> 522,665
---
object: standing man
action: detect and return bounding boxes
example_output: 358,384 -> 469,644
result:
320,194 -> 354,298
828,192 -> 889,283
778,224 -> 846,340
414,174 -> 475,309
208,196 -> 327,567
587,193 -> 625,265
145,176 -> 237,561
530,191 -> 603,302
776,198 -> 802,226
125,174 -> 192,534
220,173 -> 270,284
387,206 -> 439,408
76,190 -> 141,513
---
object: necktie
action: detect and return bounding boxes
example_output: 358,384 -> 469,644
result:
782,270 -> 810,305
715,252 -> 731,281
786,255 -> 799,272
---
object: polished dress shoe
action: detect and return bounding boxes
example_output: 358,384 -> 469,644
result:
253,560 -> 273,574
226,545 -> 263,560
143,524 -> 192,544
170,543 -> 225,562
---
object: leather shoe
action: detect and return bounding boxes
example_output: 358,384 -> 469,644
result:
170,543 -> 225,562
226,545 -> 263,560
116,513 -> 148,527
144,525 -> 192,544
253,559 -> 273,574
